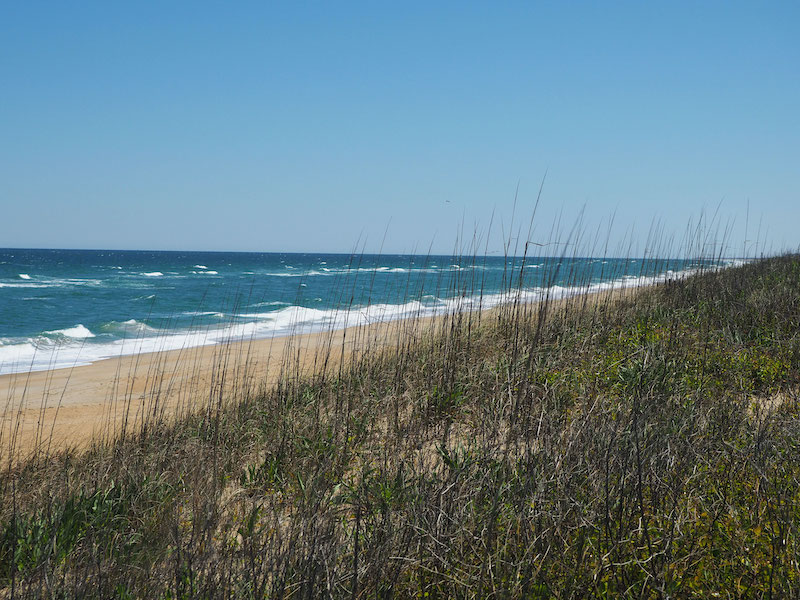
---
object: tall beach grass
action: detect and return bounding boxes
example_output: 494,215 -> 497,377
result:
1,215 -> 798,598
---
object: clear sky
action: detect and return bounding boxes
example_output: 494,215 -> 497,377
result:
2,2 -> 797,256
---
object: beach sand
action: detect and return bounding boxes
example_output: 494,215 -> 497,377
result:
1,286 -> 637,459
0,313 -> 440,459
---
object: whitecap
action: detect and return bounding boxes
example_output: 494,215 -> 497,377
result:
248,301 -> 289,308
142,272 -> 164,277
19,273 -> 31,280
44,324 -> 95,339
99,319 -> 157,335
0,282 -> 51,288
265,271 -> 318,277
193,264 -> 208,269
64,278 -> 103,286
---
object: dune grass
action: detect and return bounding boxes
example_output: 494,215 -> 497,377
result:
1,250 -> 799,598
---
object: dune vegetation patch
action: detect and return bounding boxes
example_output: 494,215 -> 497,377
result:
2,254 -> 800,598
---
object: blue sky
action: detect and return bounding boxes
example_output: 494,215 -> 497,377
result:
1,2 -> 797,255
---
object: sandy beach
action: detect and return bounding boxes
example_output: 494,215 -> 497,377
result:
0,286 -> 633,459
1,310 -> 443,458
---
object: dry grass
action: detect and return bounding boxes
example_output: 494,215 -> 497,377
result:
1,248 -> 799,598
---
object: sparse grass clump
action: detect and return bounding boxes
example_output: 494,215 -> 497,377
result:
2,254 -> 800,598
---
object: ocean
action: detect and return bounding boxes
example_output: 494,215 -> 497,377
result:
0,249 -> 729,375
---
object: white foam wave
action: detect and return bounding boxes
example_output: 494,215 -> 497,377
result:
0,282 -> 51,288
99,319 -> 157,335
725,258 -> 749,268
193,265 -> 208,269
191,270 -> 219,275
142,272 -> 163,277
263,266 -> 440,278
44,324 -> 95,339
0,276 -> 102,289
248,301 -> 290,308
0,260 -> 746,376
272,270 -> 333,277
64,278 -> 103,286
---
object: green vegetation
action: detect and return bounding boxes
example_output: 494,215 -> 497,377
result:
2,254 -> 800,598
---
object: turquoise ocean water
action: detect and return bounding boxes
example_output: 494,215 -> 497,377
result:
0,249 -> 731,375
